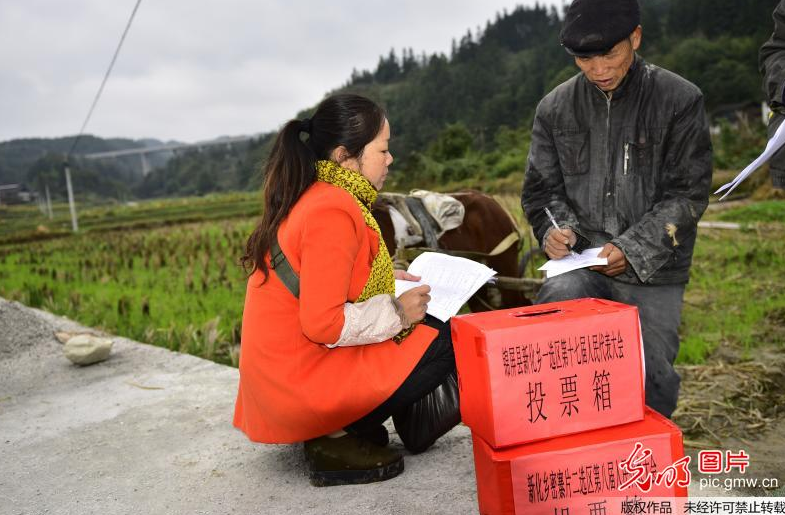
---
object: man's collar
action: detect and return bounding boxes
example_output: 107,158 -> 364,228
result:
613,53 -> 643,99
584,53 -> 643,101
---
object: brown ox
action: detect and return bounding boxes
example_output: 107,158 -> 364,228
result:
372,190 -> 532,312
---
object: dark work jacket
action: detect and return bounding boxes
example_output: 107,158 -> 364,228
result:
522,55 -> 713,285
760,0 -> 785,189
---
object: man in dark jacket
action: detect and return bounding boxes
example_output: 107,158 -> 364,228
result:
760,0 -> 785,189
521,0 -> 712,418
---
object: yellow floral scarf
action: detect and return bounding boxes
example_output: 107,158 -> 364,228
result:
315,160 -> 413,343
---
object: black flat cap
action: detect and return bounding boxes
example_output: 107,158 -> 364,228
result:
560,0 -> 640,57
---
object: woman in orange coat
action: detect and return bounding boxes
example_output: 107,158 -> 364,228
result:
234,94 -> 458,486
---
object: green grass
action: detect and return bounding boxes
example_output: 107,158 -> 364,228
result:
0,191 -> 782,367
678,226 -> 785,363
715,199 -> 785,224
682,199 -> 785,361
0,217 -> 256,365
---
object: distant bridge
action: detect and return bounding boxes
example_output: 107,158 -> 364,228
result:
80,134 -> 259,176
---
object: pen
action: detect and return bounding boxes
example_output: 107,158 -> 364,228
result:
544,207 -> 576,255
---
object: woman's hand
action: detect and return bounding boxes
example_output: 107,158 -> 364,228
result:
394,269 -> 421,281
396,284 -> 430,326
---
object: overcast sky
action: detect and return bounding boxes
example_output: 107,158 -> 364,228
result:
0,0 -> 564,144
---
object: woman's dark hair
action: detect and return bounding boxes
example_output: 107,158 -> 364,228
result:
242,93 -> 386,279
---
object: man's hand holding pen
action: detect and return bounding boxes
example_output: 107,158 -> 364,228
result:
543,207 -> 578,259
544,227 -> 578,260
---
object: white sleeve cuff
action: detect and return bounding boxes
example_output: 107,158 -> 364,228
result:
326,295 -> 404,348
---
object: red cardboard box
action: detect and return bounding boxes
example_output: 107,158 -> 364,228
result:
472,408 -> 688,515
451,298 -> 645,448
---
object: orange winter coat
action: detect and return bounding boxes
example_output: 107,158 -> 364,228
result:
233,181 -> 437,443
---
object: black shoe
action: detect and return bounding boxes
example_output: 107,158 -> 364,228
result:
304,433 -> 404,487
350,424 -> 390,447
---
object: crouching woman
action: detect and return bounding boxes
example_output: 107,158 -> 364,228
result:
233,94 -> 459,486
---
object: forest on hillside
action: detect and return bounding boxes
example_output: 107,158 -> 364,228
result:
0,136 -> 172,200
5,0 -> 779,200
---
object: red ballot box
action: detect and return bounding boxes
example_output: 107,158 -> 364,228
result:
451,298 -> 645,448
472,408 -> 689,515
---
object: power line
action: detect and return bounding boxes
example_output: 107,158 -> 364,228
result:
67,0 -> 143,159
62,0 -> 142,233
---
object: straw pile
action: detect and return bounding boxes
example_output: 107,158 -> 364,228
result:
673,357 -> 785,448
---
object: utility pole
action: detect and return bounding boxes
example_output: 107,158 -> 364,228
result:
63,160 -> 79,232
44,183 -> 53,219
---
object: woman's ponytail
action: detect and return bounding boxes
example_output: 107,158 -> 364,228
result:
242,119 -> 316,279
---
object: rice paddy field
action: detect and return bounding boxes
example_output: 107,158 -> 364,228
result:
0,195 -> 260,366
1,192 -> 783,367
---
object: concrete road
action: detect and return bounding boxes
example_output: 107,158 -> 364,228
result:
0,298 -> 478,515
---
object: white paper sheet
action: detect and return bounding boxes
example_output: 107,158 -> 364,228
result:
394,252 -> 496,322
715,119 -> 785,200
538,247 -> 608,278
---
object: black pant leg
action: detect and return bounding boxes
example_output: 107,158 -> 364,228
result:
347,315 -> 456,433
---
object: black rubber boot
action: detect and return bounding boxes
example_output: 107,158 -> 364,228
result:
304,433 -> 404,487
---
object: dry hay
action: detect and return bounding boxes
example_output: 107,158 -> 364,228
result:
673,354 -> 785,447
